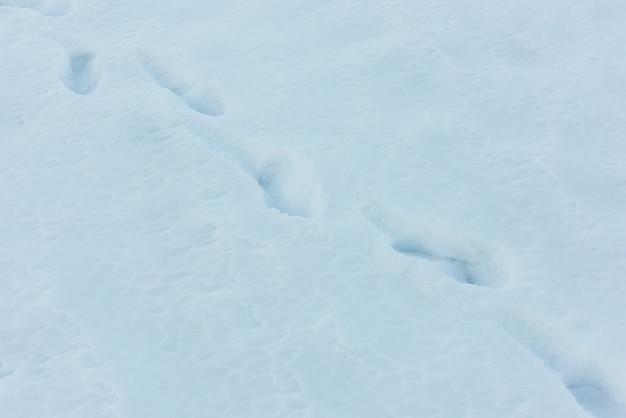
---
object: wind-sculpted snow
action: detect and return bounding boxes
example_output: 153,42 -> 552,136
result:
3,0 -> 626,416
137,49 -> 223,116
0,265 -> 120,417
362,203 -> 507,287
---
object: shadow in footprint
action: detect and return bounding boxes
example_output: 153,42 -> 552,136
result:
184,120 -> 325,218
568,384 -> 626,418
363,203 -> 507,287
392,240 -> 483,285
503,316 -> 626,418
251,149 -> 325,218
63,49 -> 100,95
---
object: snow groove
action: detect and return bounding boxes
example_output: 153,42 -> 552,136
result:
362,203 -> 507,287
137,49 -> 223,116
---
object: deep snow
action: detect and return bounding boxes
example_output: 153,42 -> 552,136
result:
2,0 -> 626,417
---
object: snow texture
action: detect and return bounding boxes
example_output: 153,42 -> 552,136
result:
0,0 -> 70,16
137,49 -> 224,116
2,0 -> 626,417
184,120 -> 325,217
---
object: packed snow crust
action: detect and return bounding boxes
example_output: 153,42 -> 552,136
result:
2,0 -> 626,417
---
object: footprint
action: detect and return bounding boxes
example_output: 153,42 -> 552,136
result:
0,0 -> 71,16
249,148 -> 326,218
184,121 -> 325,218
137,49 -> 223,116
503,316 -> 626,418
568,384 -> 626,418
362,203 -> 507,287
62,48 -> 100,95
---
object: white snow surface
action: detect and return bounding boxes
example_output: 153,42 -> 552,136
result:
2,1 -> 626,417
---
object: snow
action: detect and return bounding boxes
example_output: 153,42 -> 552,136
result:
1,0 -> 626,417
362,202 -> 507,287
137,49 -> 223,117
62,46 -> 100,96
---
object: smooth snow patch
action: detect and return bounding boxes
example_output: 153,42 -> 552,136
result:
0,0 -> 70,16
362,203 -> 507,287
0,362 -> 15,379
137,49 -> 223,116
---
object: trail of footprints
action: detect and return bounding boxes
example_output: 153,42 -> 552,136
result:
361,202 -> 626,416
57,40 -> 626,416
136,49 -> 324,218
14,25 -> 626,415
58,42 -> 323,217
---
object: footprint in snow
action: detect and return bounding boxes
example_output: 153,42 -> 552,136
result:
362,203 -> 507,287
503,315 -> 626,418
137,49 -> 223,116
62,48 -> 101,95
250,148 -> 325,218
